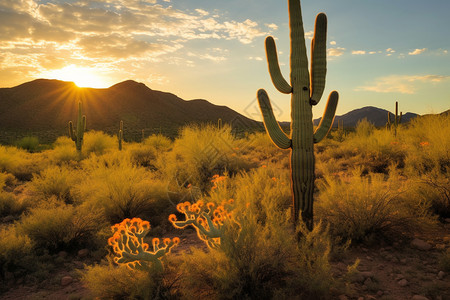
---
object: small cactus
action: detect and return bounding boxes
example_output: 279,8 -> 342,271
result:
218,118 -> 223,129
118,120 -> 123,150
108,218 -> 179,271
169,199 -> 236,249
68,101 -> 86,153
257,0 -> 339,230
387,101 -> 402,136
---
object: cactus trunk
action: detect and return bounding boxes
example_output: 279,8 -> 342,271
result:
68,101 -> 86,154
257,0 -> 339,230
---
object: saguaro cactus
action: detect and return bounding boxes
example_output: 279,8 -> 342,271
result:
387,101 -> 402,136
118,120 -> 123,150
68,102 -> 86,153
257,0 -> 339,230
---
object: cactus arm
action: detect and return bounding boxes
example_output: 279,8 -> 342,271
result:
310,13 -> 327,105
257,89 -> 292,149
265,37 -> 293,94
399,112 -> 402,123
313,91 -> 339,143
289,0 -> 309,87
68,121 -> 76,141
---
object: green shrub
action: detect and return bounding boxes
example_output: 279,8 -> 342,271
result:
162,124 -> 251,191
354,118 -> 375,137
15,136 -> 40,152
74,158 -> 172,224
49,136 -> 79,163
316,169 -> 437,243
404,113 -> 450,174
17,203 -> 105,252
82,131 -> 116,156
409,169 -> 450,219
29,165 -> 80,203
82,258 -> 173,299
0,192 -> 25,218
178,213 -> 335,299
0,225 -> 35,281
143,134 -> 172,152
0,145 -> 41,180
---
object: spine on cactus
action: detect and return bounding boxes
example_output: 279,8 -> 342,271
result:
257,0 -> 339,230
68,101 -> 86,153
168,199 -> 236,249
108,218 -> 179,271
118,120 -> 123,150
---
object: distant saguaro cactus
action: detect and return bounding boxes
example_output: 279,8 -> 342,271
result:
68,101 -> 86,153
118,120 -> 123,150
257,0 -> 339,230
217,118 -> 223,129
387,101 -> 402,137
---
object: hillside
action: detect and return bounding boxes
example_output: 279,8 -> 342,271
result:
314,106 -> 419,128
0,79 -> 259,143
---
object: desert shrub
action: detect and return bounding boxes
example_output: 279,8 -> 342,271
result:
174,166 -> 334,299
126,143 -> 158,168
335,126 -> 407,174
354,118 -> 375,137
0,145 -> 41,180
440,248 -> 450,272
0,225 -> 35,281
0,192 -> 25,218
162,124 -> 251,191
82,131 -> 116,156
316,169 -> 436,243
15,136 -> 40,152
206,166 -> 291,225
74,158 -> 172,224
83,258 -> 173,299
143,134 -> 172,152
178,211 -> 335,299
48,136 -> 80,163
238,132 -> 289,167
0,172 -> 15,190
29,165 -> 80,203
17,203 -> 106,252
404,113 -> 450,174
409,169 -> 450,219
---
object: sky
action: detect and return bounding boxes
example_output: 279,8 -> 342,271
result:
0,0 -> 449,121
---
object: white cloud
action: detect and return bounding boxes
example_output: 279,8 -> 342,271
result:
328,47 -> 345,57
248,56 -> 263,61
352,50 -> 366,55
266,23 -> 278,30
408,48 -> 427,55
330,41 -> 336,45
355,74 -> 450,94
304,31 -> 313,40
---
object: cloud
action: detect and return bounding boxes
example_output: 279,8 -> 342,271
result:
355,74 -> 450,94
248,56 -> 263,61
328,47 -> 345,57
0,0 -> 268,86
266,23 -> 278,30
352,50 -> 366,55
408,48 -> 427,55
329,41 -> 336,45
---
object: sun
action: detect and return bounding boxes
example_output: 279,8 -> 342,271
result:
42,65 -> 110,88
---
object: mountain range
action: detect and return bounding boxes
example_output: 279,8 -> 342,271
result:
0,79 -> 438,144
0,79 -> 258,143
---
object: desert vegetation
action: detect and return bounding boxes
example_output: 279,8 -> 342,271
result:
0,113 -> 448,299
